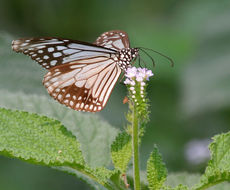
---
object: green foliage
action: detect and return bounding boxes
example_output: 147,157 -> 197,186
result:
147,145 -> 167,190
0,107 -> 84,166
111,131 -> 132,173
0,90 -> 118,167
0,107 -> 121,189
193,132 -> 230,190
163,184 -> 189,190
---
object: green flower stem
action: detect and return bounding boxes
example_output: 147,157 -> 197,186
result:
132,104 -> 141,190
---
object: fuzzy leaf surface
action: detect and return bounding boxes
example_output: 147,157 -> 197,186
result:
194,132 -> 230,190
0,90 -> 118,167
0,107 -> 84,166
111,131 -> 132,173
147,145 -> 167,190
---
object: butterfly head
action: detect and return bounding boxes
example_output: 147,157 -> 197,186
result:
131,48 -> 139,58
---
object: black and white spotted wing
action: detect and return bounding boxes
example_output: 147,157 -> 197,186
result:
12,37 -> 116,69
12,30 -> 130,112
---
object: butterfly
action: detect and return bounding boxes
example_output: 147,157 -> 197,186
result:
12,30 -> 139,112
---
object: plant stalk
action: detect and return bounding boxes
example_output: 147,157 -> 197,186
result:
132,104 -> 141,190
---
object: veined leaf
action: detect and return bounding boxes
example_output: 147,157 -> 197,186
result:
194,132 -> 230,190
0,107 -> 124,189
147,145 -> 167,190
111,131 -> 132,173
0,107 -> 84,166
0,90 -> 118,167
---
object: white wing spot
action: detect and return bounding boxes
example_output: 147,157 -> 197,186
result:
76,103 -> 80,108
44,55 -> 49,59
53,52 -> 62,57
70,101 -> 74,106
66,93 -> 70,98
89,105 -> 93,110
50,60 -> 57,66
58,94 -> 62,100
73,95 -> 76,100
57,46 -> 67,50
78,96 -> 82,100
21,43 -> 28,47
48,47 -> 54,52
80,103 -> 84,109
38,50 -> 43,53
64,99 -> 68,104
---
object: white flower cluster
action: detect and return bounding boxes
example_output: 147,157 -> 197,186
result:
124,67 -> 154,86
124,67 -> 154,101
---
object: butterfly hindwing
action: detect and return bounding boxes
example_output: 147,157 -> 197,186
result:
43,57 -> 121,112
94,30 -> 130,51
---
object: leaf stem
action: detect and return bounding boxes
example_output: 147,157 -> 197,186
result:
132,104 -> 141,190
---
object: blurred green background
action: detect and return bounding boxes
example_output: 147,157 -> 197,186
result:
0,0 -> 230,189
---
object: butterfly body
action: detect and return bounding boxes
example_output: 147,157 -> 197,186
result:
12,30 -> 138,112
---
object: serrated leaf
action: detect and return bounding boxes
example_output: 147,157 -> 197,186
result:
147,145 -> 167,190
0,90 -> 118,167
0,107 -> 84,166
194,132 -> 230,190
209,132 -> 230,171
111,131 -> 132,173
0,107 -> 122,189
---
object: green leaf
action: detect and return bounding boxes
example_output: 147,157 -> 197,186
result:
111,131 -> 132,173
0,107 -> 84,166
0,90 -> 118,167
163,184 -> 189,190
194,132 -> 230,190
147,145 -> 167,190
0,107 -> 122,189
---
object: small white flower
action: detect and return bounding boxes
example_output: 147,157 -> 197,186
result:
141,82 -> 145,86
125,67 -> 137,78
124,78 -> 131,85
130,87 -> 135,91
124,66 -> 153,85
130,80 -> 135,86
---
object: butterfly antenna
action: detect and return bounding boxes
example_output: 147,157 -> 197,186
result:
138,47 -> 174,67
139,56 -> 148,68
138,55 -> 143,68
139,48 -> 155,67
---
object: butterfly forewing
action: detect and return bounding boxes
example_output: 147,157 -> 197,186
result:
12,30 -> 130,112
12,37 -> 116,69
